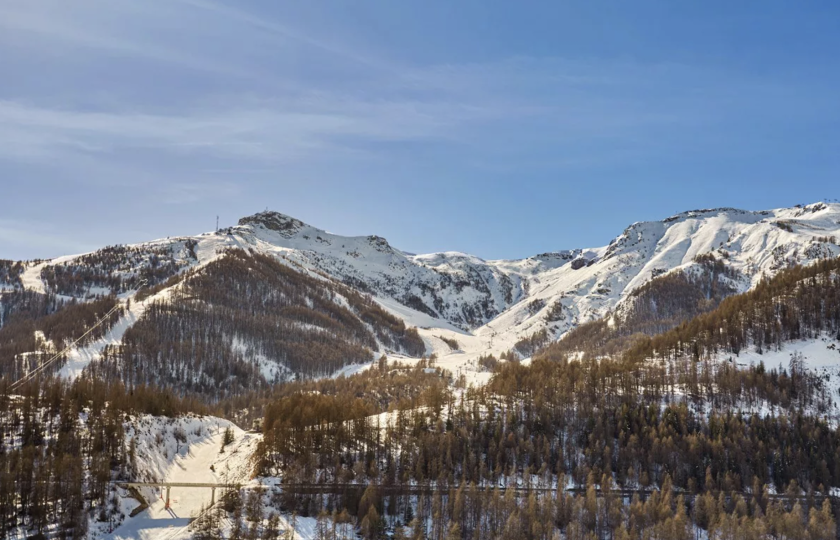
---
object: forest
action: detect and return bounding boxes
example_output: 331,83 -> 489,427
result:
39,242 -> 195,298
243,350 -> 838,539
0,376 -> 207,539
3,250 -> 840,538
616,256 -> 840,365
0,292 -> 123,381
89,249 -> 425,400
0,259 -> 26,288
244,255 -> 840,539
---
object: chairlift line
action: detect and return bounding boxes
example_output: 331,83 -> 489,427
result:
8,301 -> 124,391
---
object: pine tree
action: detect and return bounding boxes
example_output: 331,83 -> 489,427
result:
315,510 -> 331,540
263,513 -> 280,540
360,505 -> 381,540
221,427 -> 235,452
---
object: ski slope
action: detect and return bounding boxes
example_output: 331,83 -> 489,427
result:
58,295 -> 153,380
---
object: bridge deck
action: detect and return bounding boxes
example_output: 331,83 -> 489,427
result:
114,482 -> 241,489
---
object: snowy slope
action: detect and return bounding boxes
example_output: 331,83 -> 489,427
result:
99,415 -> 259,540
713,334 -> 840,417
10,202 -> 840,384
240,203 -> 840,339
58,287 -> 171,380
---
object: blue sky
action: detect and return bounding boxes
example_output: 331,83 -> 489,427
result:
2,1 -> 839,260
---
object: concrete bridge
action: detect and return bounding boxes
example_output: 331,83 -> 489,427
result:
114,481 -> 242,509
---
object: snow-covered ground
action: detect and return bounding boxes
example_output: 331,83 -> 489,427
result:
715,333 -> 840,415
19,256 -> 76,294
103,411 -> 341,540
98,415 -> 260,540
58,295 -> 154,380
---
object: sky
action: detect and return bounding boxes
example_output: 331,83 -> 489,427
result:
2,1 -> 840,260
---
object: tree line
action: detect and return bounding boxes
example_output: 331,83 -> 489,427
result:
245,255 -> 840,538
0,292 -> 122,381
39,242 -> 194,297
90,249 -> 426,401
545,253 -> 743,360
0,376 -> 207,539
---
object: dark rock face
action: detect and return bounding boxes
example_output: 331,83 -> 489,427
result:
571,258 -> 587,270
238,211 -> 305,238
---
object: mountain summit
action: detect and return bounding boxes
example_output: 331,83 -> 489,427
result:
2,202 -> 839,389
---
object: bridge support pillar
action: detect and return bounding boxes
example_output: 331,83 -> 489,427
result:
211,487 -> 216,506
165,486 -> 171,509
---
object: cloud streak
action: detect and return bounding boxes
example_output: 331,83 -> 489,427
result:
0,219 -> 98,258
1,53 -> 823,175
0,95 -> 489,164
0,1 -> 260,78
4,0 -> 828,174
175,0 -> 391,72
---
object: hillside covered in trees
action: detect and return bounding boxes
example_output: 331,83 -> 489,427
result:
0,292 -> 123,382
241,254 -> 840,539
540,253 -> 745,359
0,377 -> 210,539
2,206 -> 840,538
88,249 -> 426,400
39,242 -> 197,298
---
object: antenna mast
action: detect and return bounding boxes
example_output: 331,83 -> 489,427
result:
216,215 -> 219,232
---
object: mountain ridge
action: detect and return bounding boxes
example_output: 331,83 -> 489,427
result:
2,201 -> 839,386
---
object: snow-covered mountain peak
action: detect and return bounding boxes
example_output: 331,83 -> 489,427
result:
661,206 -> 761,223
237,210 -> 307,238
234,210 -> 401,257
7,201 -> 840,384
412,251 -> 487,267
526,250 -> 580,267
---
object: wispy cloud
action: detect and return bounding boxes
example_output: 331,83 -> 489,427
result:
0,1 -> 258,78
0,94 -> 492,164
0,0 -> 391,82
5,0 -> 823,176
0,219 -> 97,258
175,0 -> 390,72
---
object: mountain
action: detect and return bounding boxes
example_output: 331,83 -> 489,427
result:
4,202 -> 840,540
2,202 -> 839,393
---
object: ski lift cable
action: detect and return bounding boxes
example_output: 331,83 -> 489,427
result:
9,302 -> 123,390
9,302 -> 124,391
